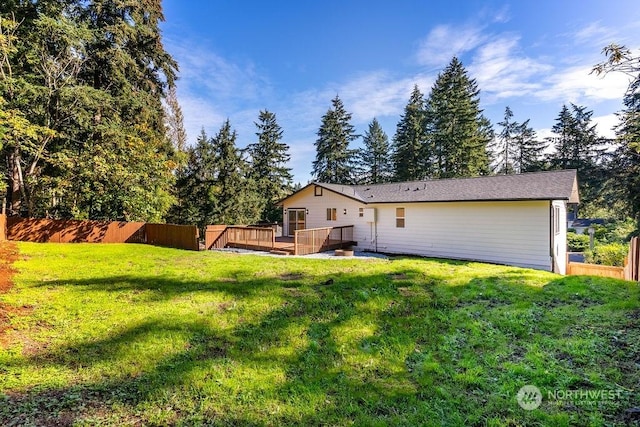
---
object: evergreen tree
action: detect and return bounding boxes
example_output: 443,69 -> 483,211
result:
166,129 -> 215,231
246,110 -> 293,222
593,43 -> 640,227
426,57 -> 492,178
492,107 -> 547,174
547,104 -> 607,211
210,120 -> 261,225
514,120 -> 547,172
312,95 -> 358,184
494,106 -> 517,174
356,118 -> 391,184
0,0 -> 178,221
615,97 -> 640,227
392,85 -> 427,181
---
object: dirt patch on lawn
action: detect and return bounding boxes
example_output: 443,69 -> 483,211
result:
0,241 -> 23,347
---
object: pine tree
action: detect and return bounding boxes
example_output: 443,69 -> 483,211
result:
427,57 -> 492,178
312,95 -> 358,184
514,120 -> 547,173
166,129 -> 215,231
613,90 -> 640,225
246,110 -> 293,222
494,107 -> 517,174
493,107 -> 547,174
547,104 -> 607,211
392,85 -> 427,181
210,120 -> 261,225
547,105 -> 576,170
356,118 -> 392,184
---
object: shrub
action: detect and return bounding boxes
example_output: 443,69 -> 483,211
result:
567,232 -> 590,252
584,243 -> 629,267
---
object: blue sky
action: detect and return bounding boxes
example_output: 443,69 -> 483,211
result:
160,0 -> 640,184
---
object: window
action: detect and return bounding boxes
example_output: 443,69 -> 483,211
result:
359,208 -> 364,218
553,206 -> 560,235
326,208 -> 337,221
396,207 -> 405,228
314,186 -> 323,196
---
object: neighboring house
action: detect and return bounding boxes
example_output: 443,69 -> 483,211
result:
568,218 -> 605,235
279,169 -> 579,274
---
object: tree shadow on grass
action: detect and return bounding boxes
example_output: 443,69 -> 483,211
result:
2,268 -> 639,425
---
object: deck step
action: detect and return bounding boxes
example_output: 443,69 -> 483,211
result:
269,250 -> 291,256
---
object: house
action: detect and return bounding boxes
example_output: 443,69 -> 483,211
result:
568,218 -> 605,235
279,169 -> 579,274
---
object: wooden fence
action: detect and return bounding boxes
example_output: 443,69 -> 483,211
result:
0,214 -> 6,242
567,236 -> 639,282
294,225 -> 354,256
6,217 -> 198,251
625,236 -> 639,282
145,223 -> 199,251
566,262 -> 625,280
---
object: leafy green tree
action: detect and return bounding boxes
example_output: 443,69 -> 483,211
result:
426,57 -> 492,178
0,1 -> 179,221
246,110 -> 293,222
392,85 -> 427,181
356,118 -> 391,184
312,95 -> 358,184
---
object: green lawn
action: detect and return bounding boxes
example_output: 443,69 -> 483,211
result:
0,242 -> 638,426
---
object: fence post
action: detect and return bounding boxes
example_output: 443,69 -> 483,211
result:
294,230 -> 298,255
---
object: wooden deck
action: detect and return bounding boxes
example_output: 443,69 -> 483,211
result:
205,225 -> 355,255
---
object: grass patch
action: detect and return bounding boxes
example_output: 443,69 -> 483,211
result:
0,242 -> 638,426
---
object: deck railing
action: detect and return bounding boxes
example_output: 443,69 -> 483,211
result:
206,225 -> 275,251
294,225 -> 354,255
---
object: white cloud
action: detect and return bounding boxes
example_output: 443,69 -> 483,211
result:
592,113 -> 620,139
172,43 -> 271,102
469,35 -> 552,101
416,24 -> 487,67
537,65 -> 631,103
176,94 -> 225,144
339,72 -> 433,124
573,22 -> 618,47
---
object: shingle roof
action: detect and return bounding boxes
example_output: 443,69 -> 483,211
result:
301,170 -> 579,204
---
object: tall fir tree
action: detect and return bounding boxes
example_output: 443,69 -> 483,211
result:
492,107 -> 547,174
426,57 -> 492,178
167,129 -> 216,231
547,104 -> 607,211
357,118 -> 392,184
312,95 -> 358,184
494,106 -> 517,174
593,43 -> 640,227
392,85 -> 428,181
210,119 -> 261,225
514,120 -> 547,173
246,110 -> 293,222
